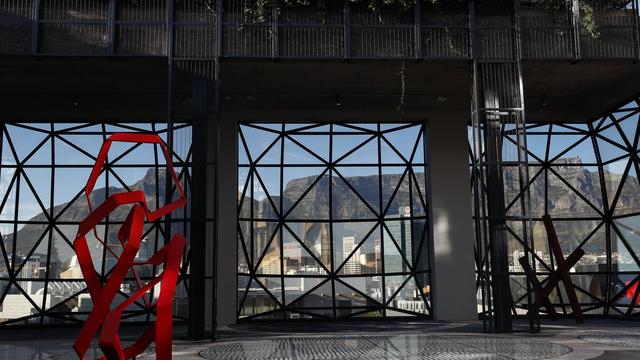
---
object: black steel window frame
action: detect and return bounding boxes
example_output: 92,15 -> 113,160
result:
470,95 -> 640,318
0,121 -> 193,326
236,122 -> 432,320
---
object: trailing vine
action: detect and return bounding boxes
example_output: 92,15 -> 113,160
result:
240,0 -> 603,38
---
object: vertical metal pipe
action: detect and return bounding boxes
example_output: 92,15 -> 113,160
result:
30,0 -> 39,54
343,0 -> 351,60
415,0 -> 422,60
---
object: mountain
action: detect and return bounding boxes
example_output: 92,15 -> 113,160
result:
4,157 -> 640,276
2,169 -> 167,274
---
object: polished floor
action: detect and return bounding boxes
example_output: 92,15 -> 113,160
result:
1,320 -> 640,359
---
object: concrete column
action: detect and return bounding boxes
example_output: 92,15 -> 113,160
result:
216,115 -> 238,326
428,117 -> 477,321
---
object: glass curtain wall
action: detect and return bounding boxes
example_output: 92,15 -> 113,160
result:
237,122 -> 431,319
471,96 -> 640,316
0,122 -> 192,325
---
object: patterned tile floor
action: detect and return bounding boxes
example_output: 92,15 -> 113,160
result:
1,320 -> 640,359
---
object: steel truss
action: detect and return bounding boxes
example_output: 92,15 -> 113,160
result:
236,122 -> 432,320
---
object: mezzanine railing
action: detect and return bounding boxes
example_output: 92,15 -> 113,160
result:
0,0 -> 638,61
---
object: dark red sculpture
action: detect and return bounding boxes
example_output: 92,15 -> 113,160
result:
73,133 -> 187,360
520,214 -> 584,322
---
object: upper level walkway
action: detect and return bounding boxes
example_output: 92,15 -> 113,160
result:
1,0 -> 639,63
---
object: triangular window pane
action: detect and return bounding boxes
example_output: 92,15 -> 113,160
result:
334,167 -> 379,216
254,167 -> 280,217
255,140 -> 281,164
15,227 -> 49,282
332,135 -> 376,163
334,279 -> 374,307
285,174 -> 330,220
600,121 -> 629,148
23,168 -> 52,214
239,278 -> 281,317
23,138 -> 51,165
285,222 -> 331,270
239,125 -> 281,163
288,279 -> 333,309
333,222 -> 378,274
383,125 -> 421,161
237,275 -> 250,312
412,219 -> 429,272
547,172 -> 599,218
551,137 -> 597,164
256,277 -> 283,304
253,222 -> 279,269
597,136 -> 628,163
282,226 -> 327,276
238,133 -> 250,165
45,281 -> 87,310
332,175 -> 377,220
412,136 -> 425,164
602,157 -> 629,209
613,164 -> 640,216
386,276 -> 429,315
383,168 -> 411,218
337,137 -> 379,165
550,166 -> 603,212
339,277 -> 383,305
380,140 -> 405,164
548,134 -> 587,161
525,133 -> 548,162
6,125 -> 49,164
288,134 -> 329,163
616,113 -> 639,147
252,178 -> 278,220
238,168 -> 251,218
17,173 -> 48,221
283,167 -> 327,218
283,138 -> 322,165
381,167 -> 407,216
238,235 -> 250,273
283,277 -> 328,306
611,225 -> 640,272
2,283 -> 43,319
383,227 -> 411,273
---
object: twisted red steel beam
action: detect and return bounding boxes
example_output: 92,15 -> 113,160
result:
73,133 -> 187,360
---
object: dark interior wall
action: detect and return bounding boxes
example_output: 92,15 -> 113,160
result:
0,58 -> 639,123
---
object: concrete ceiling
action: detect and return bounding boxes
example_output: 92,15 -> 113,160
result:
0,57 -> 638,123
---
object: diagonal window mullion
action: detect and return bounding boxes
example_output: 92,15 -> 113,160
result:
381,222 -> 416,274
252,167 -> 281,218
251,224 -> 281,274
335,277 -> 383,306
283,167 -> 330,218
333,134 -> 377,164
284,277 -> 330,309
332,168 -> 380,218
18,167 -> 52,221
333,223 -> 380,275
383,274 -> 413,307
53,133 -> 97,161
547,167 -> 605,217
284,134 -> 329,165
380,135 -> 410,164
382,167 -> 409,217
13,226 -> 52,277
253,135 -> 282,164
281,223 -> 331,274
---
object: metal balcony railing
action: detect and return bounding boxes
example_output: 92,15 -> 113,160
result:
0,0 -> 638,61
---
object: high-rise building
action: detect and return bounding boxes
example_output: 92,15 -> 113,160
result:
385,207 -> 412,273
342,236 -> 361,275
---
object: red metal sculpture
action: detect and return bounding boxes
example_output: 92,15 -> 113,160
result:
520,214 -> 584,322
73,133 -> 187,360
